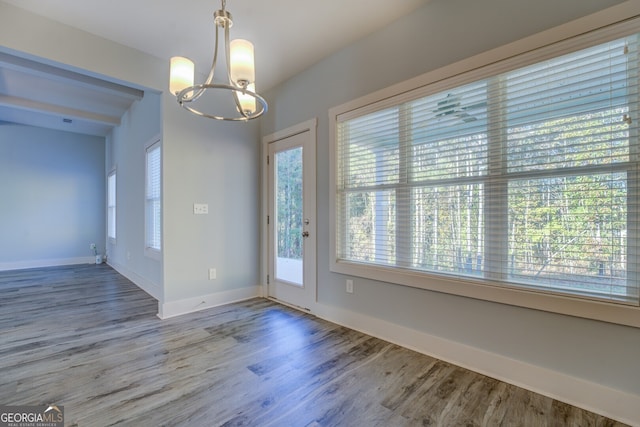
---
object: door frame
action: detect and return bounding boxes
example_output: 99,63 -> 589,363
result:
261,118 -> 317,311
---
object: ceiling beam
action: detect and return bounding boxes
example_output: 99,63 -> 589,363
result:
0,52 -> 144,101
0,94 -> 121,126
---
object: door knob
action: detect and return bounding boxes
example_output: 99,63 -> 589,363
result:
302,231 -> 310,238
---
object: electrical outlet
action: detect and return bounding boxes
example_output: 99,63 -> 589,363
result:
346,279 -> 354,294
209,268 -> 217,280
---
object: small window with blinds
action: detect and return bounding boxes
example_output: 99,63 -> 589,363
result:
146,141 -> 161,254
107,171 -> 116,241
334,30 -> 640,305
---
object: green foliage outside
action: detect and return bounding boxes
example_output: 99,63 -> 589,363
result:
276,147 -> 303,260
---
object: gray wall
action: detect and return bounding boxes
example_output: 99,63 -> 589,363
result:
106,91 -> 163,298
261,0 -> 640,398
162,110 -> 260,303
0,122 -> 105,268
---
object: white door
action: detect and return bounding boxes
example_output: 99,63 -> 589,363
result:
266,122 -> 316,311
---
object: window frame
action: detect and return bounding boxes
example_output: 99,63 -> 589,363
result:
107,169 -> 116,243
145,138 -> 162,260
329,8 -> 640,328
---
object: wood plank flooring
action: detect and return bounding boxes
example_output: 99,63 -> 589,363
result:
0,265 -> 627,426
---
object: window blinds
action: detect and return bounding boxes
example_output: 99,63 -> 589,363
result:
336,32 -> 640,304
146,144 -> 161,251
107,173 -> 116,239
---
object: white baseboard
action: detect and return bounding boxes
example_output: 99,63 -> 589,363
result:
0,256 -> 94,271
312,302 -> 640,426
107,260 -> 162,300
158,286 -> 261,319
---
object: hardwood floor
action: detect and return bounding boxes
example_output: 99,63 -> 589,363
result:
0,265 -> 627,426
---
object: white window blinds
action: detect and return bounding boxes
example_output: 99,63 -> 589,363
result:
335,31 -> 640,304
146,142 -> 161,251
107,172 -> 116,240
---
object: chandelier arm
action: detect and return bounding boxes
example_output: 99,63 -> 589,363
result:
224,23 -> 235,88
185,21 -> 221,103
205,21 -> 221,86
177,83 -> 267,121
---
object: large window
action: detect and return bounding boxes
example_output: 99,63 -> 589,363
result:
107,171 -> 116,241
145,141 -> 161,254
333,25 -> 640,307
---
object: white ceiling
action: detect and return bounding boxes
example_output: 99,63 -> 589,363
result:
0,0 -> 429,136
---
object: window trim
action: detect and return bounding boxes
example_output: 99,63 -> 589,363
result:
329,5 -> 640,328
145,137 -> 162,260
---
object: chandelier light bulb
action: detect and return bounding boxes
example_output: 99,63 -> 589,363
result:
230,39 -> 255,86
237,83 -> 257,114
169,56 -> 195,96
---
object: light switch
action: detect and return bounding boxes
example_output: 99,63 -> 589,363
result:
194,203 -> 209,214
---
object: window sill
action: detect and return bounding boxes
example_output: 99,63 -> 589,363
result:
330,260 -> 640,329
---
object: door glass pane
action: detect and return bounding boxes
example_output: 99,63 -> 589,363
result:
275,147 -> 304,285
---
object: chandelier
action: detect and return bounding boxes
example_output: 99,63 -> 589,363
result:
169,0 -> 268,121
